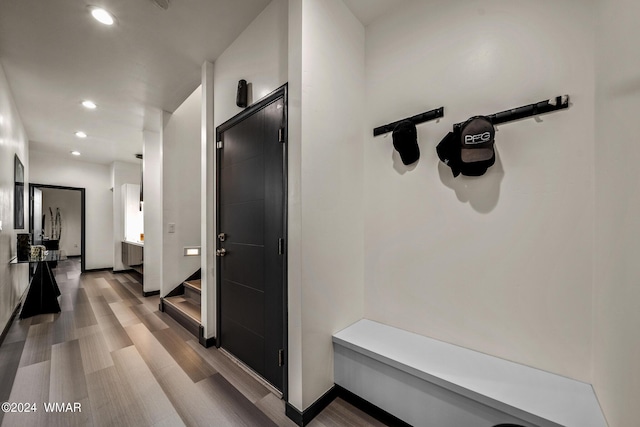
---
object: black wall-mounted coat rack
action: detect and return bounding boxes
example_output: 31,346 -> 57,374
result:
453,95 -> 569,129
373,107 -> 444,137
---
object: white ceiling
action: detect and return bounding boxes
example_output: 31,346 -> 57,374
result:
0,0 -> 271,165
343,0 -> 410,26
0,0 -> 406,166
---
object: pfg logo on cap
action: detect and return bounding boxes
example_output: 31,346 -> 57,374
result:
464,131 -> 492,145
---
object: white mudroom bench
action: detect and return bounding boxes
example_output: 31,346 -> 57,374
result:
333,319 -> 607,427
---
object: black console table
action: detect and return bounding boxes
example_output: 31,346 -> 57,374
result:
11,250 -> 64,319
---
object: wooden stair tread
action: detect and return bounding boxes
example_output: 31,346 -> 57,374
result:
183,280 -> 201,293
163,296 -> 201,324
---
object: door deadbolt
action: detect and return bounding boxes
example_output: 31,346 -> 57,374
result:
216,248 -> 226,257
218,233 -> 226,242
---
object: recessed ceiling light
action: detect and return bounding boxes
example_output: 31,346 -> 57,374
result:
75,131 -> 87,138
91,7 -> 115,25
82,100 -> 97,109
71,151 -> 81,156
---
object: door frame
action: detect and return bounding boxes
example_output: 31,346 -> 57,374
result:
29,183 -> 86,273
215,83 -> 288,398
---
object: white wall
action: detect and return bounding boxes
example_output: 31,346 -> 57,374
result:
363,0 -> 595,383
201,62 -> 215,339
41,188 -> 81,256
0,62 -> 29,333
163,86 -> 201,295
287,0 -> 303,409
593,0 -> 640,425
30,152 -> 112,270
291,0 -> 366,410
213,0 -> 288,127
143,113 -> 163,294
111,161 -> 140,271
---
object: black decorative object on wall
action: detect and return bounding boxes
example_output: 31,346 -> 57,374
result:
17,233 -> 30,261
438,95 -> 570,178
373,106 -> 444,137
14,154 -> 24,229
136,153 -> 143,211
236,79 -> 248,108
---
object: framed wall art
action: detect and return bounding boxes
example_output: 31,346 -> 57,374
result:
14,154 -> 24,229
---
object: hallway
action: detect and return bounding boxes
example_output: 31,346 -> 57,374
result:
0,259 -> 383,427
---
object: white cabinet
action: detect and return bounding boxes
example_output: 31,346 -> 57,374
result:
122,241 -> 143,274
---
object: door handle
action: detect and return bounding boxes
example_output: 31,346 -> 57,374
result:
216,248 -> 226,257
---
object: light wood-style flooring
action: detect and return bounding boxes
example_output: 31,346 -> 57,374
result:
0,258 -> 385,427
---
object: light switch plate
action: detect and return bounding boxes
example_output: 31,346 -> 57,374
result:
168,223 -> 175,233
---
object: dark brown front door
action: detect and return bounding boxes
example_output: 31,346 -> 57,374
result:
216,86 -> 286,392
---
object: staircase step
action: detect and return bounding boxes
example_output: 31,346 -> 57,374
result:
184,288 -> 199,304
162,296 -> 201,338
183,279 -> 201,294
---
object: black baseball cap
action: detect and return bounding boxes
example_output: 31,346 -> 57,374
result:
436,130 -> 461,177
392,120 -> 419,165
459,116 -> 495,164
437,116 -> 496,177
